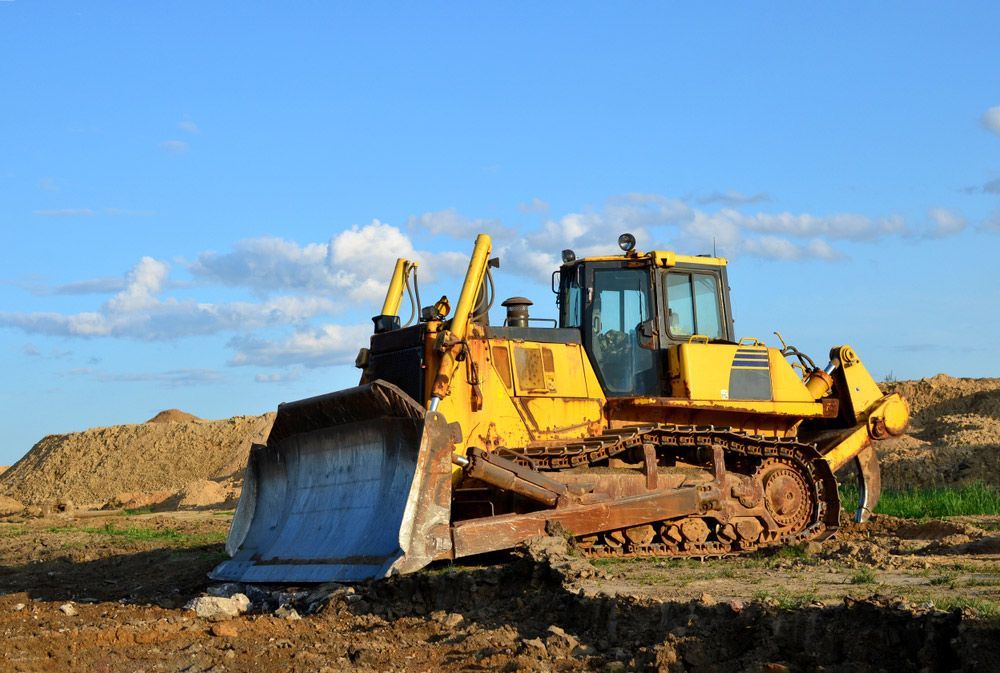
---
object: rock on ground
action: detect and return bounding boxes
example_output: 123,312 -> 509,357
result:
185,594 -> 251,621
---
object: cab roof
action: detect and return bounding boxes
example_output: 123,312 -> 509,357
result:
568,250 -> 728,268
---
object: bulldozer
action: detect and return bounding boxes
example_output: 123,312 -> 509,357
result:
212,232 -> 909,583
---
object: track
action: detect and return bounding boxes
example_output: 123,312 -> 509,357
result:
502,425 -> 842,559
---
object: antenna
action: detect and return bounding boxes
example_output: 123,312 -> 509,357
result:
713,237 -> 717,257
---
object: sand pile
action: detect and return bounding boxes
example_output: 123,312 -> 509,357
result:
147,409 -> 201,424
879,375 -> 1000,489
0,411 -> 274,507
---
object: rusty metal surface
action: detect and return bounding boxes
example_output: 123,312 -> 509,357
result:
212,381 -> 454,583
480,425 -> 841,560
451,482 -> 715,558
463,446 -> 569,506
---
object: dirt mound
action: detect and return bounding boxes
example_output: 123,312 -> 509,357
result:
0,414 -> 273,506
879,375 -> 1000,488
0,495 -> 24,516
146,409 -> 201,424
155,479 -> 240,511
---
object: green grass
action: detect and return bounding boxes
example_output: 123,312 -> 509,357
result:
849,567 -> 877,584
928,572 -> 958,587
930,597 -> 1000,621
751,588 -> 818,609
841,482 -> 1000,519
42,521 -> 225,546
0,525 -> 26,538
123,506 -> 153,515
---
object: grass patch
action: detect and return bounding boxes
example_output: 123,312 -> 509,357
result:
841,482 -> 1000,519
43,522 -> 225,546
932,597 -> 1000,621
0,525 -> 26,538
84,522 -> 185,541
928,572 -> 958,587
123,506 -> 153,515
849,567 -> 877,584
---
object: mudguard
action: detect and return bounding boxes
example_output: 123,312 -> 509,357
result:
211,381 -> 456,583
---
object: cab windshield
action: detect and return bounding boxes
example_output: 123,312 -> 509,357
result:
588,268 -> 657,395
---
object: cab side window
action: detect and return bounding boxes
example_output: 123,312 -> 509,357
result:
666,272 -> 723,340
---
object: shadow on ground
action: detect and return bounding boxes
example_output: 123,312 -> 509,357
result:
0,544 -> 223,605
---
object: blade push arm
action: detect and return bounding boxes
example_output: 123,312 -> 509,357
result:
429,233 -> 492,409
373,258 -> 418,333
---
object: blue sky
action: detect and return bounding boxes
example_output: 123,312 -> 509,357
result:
2,3 -> 999,464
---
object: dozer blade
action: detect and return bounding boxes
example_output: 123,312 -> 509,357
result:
211,381 -> 456,583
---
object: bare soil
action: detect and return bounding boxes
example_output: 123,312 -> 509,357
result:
0,510 -> 997,672
0,412 -> 273,508
1,377 -> 999,670
879,375 -> 1000,489
147,409 -> 203,424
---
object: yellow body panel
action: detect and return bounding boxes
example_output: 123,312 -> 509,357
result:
833,345 -> 885,421
578,251 -> 728,267
423,231 -> 900,495
668,343 -> 820,410
439,330 -> 608,478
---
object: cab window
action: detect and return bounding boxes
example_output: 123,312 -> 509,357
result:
559,268 -> 583,328
590,268 -> 657,395
666,272 -> 723,339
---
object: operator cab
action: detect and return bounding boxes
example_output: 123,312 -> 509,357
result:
556,234 -> 735,397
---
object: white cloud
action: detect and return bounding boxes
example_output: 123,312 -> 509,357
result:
926,208 -> 967,238
66,367 -> 225,387
981,211 -> 1000,233
229,323 -> 371,368
38,177 -> 58,192
105,207 -> 156,217
696,191 -> 771,206
407,208 -> 511,238
160,140 -> 189,154
983,105 -> 1000,136
192,220 -> 466,304
191,236 -> 333,294
105,257 -> 168,313
518,198 -> 550,214
29,276 -> 126,296
178,118 -> 200,134
254,369 -> 302,384
1,257 -> 337,340
33,208 -> 95,217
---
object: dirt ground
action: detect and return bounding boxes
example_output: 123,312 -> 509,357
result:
0,510 -> 997,672
879,375 -> 1000,489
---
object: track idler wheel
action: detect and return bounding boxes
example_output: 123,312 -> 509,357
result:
758,459 -> 813,534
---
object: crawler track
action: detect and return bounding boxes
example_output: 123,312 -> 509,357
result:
502,425 -> 841,559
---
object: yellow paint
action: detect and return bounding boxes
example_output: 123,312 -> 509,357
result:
624,397 -> 828,418
822,392 -> 910,470
822,425 -> 871,471
878,394 -> 910,436
380,258 -> 415,317
671,343 -> 815,404
432,234 -> 492,400
768,349 -> 817,403
570,251 -> 728,267
414,235 -> 906,490
834,344 -> 886,421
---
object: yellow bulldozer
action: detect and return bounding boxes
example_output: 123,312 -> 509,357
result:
212,232 -> 909,583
